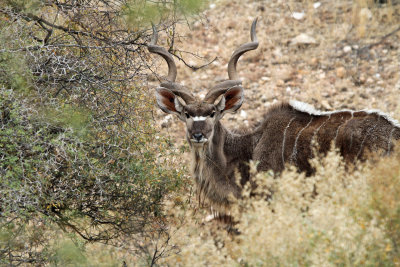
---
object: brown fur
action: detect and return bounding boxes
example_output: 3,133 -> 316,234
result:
184,101 -> 400,210
151,19 -> 400,213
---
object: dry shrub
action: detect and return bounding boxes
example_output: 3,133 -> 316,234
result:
159,145 -> 400,266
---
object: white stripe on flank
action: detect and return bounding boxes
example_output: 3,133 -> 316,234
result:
311,114 -> 331,148
289,100 -> 400,128
193,116 -> 207,121
349,132 -> 354,150
387,127 -> 396,155
282,117 -> 296,166
356,117 -> 380,160
291,117 -> 313,163
333,111 -> 354,144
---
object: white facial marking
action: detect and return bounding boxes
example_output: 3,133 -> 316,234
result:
191,138 -> 208,144
193,116 -> 207,121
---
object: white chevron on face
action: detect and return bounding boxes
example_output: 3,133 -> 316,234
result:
192,116 -> 207,121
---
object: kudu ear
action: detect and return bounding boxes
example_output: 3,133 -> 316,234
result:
216,87 -> 244,113
155,88 -> 184,117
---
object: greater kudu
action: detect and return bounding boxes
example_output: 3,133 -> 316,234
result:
149,19 -> 400,211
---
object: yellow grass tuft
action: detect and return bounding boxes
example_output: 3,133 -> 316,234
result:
157,144 -> 400,266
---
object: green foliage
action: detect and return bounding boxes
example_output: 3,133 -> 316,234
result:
0,52 -> 32,91
52,240 -> 88,267
0,0 -> 194,265
177,0 -> 207,15
39,105 -> 92,138
0,76 -> 182,265
1,0 -> 42,13
123,1 -> 164,27
124,0 -> 208,27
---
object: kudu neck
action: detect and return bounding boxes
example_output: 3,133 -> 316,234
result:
208,120 -> 255,158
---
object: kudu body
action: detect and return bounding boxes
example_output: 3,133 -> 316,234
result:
149,19 -> 400,209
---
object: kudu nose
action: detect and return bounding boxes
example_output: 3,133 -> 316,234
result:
192,133 -> 204,142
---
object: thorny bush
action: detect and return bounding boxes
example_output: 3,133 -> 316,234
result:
0,0 -> 206,265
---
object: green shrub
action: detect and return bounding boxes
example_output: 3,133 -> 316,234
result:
0,0 -> 198,264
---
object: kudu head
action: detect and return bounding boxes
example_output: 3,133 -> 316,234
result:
149,19 -> 259,146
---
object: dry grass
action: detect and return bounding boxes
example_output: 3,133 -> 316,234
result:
154,146 -> 400,266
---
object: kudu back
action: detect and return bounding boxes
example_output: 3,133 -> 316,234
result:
149,19 -> 400,210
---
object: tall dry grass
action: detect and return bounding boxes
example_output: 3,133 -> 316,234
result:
158,145 -> 400,266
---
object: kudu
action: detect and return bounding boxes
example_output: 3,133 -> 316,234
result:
149,19 -> 400,210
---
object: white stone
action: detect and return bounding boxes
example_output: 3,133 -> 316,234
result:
313,2 -> 321,9
292,12 -> 305,20
272,47 -> 283,58
360,8 -> 373,20
290,33 -> 317,46
240,110 -> 247,119
343,46 -> 352,53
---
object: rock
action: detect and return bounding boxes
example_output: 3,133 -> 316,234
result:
395,80 -> 400,90
336,67 -> 346,78
161,115 -> 173,128
313,2 -> 321,9
360,8 -> 373,21
272,48 -> 283,58
359,74 -> 366,84
292,12 -> 305,20
310,57 -> 319,66
343,46 -> 352,53
321,100 -> 332,110
276,79 -> 285,86
290,33 -> 317,46
261,95 -> 268,103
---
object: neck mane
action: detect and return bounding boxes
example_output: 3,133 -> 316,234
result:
189,120 -> 256,208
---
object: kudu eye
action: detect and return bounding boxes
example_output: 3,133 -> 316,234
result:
185,112 -> 190,119
210,111 -> 216,118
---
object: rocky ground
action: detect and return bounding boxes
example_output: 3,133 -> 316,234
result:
151,0 -> 400,165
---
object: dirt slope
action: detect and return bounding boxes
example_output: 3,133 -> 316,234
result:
153,0 -> 400,163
